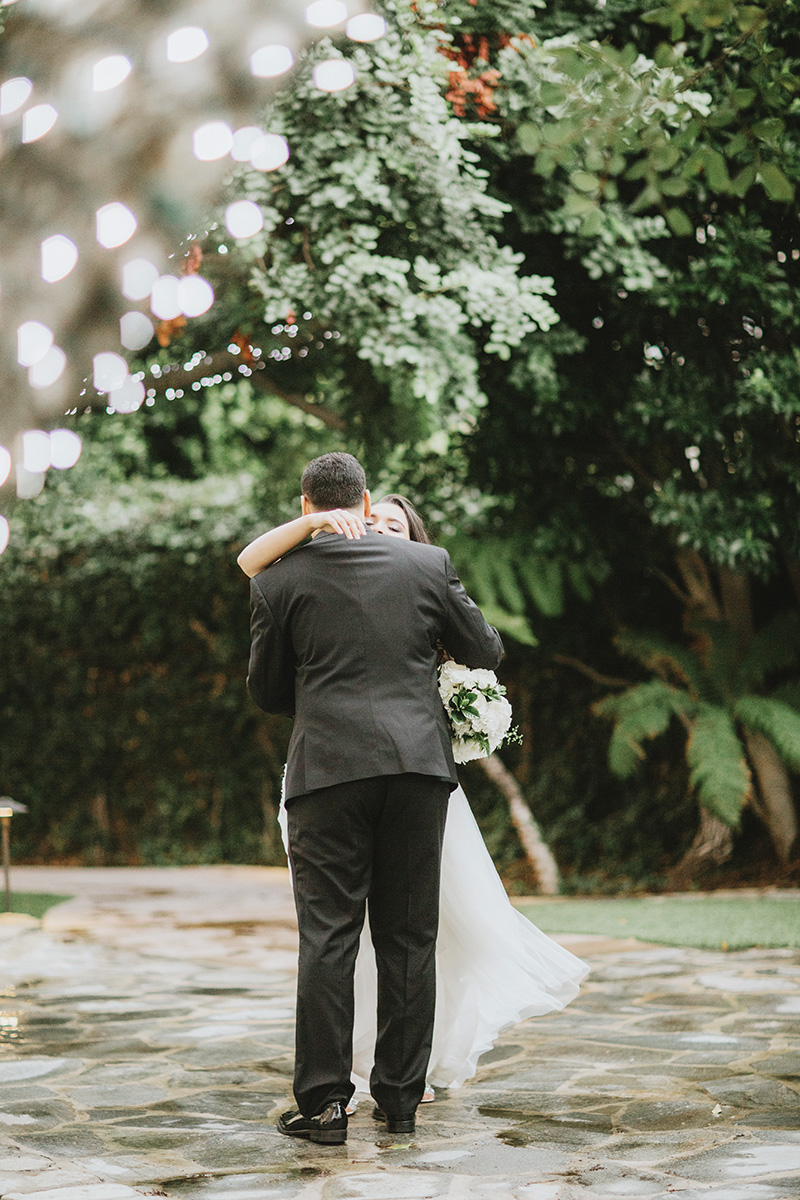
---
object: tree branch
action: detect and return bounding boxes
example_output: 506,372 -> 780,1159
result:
676,0 -> 789,94
476,753 -> 561,895
146,349 -> 346,430
302,228 -> 315,271
552,654 -> 632,690
675,547 -> 723,623
649,568 -> 692,607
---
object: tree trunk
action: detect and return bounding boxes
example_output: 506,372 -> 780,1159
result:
476,753 -> 561,895
90,792 -> 110,866
668,806 -> 733,888
718,565 -> 753,645
665,553 -> 799,872
742,728 -> 799,864
675,547 -> 724,624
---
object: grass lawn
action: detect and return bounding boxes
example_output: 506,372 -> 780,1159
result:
517,894 -> 800,951
6,893 -> 72,920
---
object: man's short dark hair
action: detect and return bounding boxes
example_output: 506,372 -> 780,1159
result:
301,452 -> 367,510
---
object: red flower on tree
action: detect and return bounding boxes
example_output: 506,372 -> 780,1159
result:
438,29 -> 535,120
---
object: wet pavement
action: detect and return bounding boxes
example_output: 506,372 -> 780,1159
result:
1,866 -> 799,1200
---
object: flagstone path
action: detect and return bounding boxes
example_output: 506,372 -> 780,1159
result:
1,866 -> 798,1200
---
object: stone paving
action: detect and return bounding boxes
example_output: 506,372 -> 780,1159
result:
1,866 -> 799,1200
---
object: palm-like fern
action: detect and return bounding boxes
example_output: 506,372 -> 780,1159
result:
444,533 -> 610,647
593,614 -> 800,835
594,680 -> 691,778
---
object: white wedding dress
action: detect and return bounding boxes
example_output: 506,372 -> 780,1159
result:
280,783 -> 588,1092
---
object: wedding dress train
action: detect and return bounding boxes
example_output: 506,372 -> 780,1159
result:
280,783 -> 588,1092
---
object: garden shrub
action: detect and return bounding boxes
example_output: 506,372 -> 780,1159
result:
1,471 -> 290,865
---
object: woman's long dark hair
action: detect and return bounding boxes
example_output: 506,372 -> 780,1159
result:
377,493 -> 431,544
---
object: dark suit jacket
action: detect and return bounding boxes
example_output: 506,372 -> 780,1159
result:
247,529 -> 503,800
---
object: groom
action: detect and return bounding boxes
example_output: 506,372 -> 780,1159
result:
247,452 -> 502,1143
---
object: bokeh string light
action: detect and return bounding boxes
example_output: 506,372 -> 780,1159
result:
0,0 -> 387,551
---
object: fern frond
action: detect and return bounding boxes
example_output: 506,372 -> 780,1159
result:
735,695 -> 800,774
445,533 -> 601,621
566,561 -> 593,603
456,540 -> 493,607
737,611 -> 800,691
441,538 -> 539,645
445,535 -> 559,618
487,554 -> 527,615
517,555 -> 564,618
687,704 -> 750,827
614,630 -> 706,697
593,680 -> 688,778
479,605 -> 538,648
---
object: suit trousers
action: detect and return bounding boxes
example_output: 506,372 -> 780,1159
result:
286,772 -> 450,1117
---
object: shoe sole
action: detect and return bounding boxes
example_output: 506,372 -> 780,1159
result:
278,1124 -> 347,1144
371,1108 -> 415,1135
310,1129 -> 347,1144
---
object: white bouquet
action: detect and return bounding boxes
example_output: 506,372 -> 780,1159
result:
438,660 -> 519,763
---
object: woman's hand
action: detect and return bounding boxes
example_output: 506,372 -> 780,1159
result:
307,509 -> 367,539
436,640 -> 455,664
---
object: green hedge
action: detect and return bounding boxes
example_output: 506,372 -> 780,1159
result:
1,473 -> 291,865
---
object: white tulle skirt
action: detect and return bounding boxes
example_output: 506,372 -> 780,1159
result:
279,782 -> 589,1091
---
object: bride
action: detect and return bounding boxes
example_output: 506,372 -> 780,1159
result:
238,493 -> 588,1097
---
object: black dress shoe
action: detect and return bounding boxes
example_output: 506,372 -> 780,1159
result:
372,1105 -> 415,1134
277,1101 -> 347,1144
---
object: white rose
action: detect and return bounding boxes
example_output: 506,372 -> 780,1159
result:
438,661 -> 466,703
452,737 -> 488,764
484,696 -> 513,750
471,669 -> 499,690
439,661 -> 473,687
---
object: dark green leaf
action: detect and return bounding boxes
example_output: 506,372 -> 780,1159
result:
702,147 -> 731,192
642,6 -> 675,25
540,83 -> 568,108
517,123 -> 542,155
581,207 -> 603,237
650,143 -> 681,173
752,117 -> 786,141
729,163 -> 757,195
759,163 -> 794,201
563,191 -> 597,216
726,130 -> 750,157
731,88 -> 757,109
534,149 -> 558,178
571,170 -> 601,193
661,175 -> 690,196
666,207 -> 694,236
736,5 -> 766,32
654,41 -> 677,67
